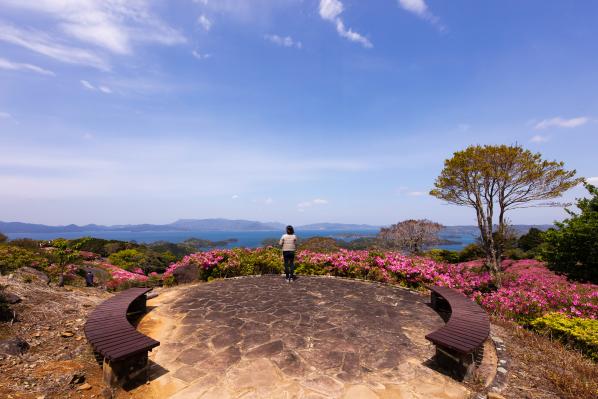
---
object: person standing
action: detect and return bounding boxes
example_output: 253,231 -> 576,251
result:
85,270 -> 94,287
279,225 -> 297,282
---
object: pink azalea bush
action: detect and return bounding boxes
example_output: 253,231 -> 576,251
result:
94,261 -> 148,291
164,248 -> 598,322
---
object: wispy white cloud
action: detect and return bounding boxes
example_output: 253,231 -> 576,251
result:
530,134 -> 549,143
585,177 -> 598,185
297,198 -> 329,210
407,191 -> 425,196
191,50 -> 211,60
80,79 -> 112,94
0,111 -> 11,119
231,194 -> 239,199
0,1 -> 185,69
80,80 -> 95,90
397,0 -> 443,30
0,23 -> 109,70
319,0 -> 372,48
534,116 -> 589,130
264,34 -> 302,48
0,56 -> 55,76
198,14 -> 212,31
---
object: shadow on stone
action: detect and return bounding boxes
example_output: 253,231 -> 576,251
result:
122,360 -> 169,391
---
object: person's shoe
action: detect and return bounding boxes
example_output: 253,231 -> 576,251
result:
287,278 -> 290,283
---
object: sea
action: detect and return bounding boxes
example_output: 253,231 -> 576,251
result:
5,229 -> 477,251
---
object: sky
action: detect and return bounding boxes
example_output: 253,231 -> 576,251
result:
0,0 -> 597,227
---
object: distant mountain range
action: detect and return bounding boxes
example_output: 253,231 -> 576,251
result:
0,218 -> 552,236
0,218 -> 381,233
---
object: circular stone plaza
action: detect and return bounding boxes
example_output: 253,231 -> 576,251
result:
133,276 -> 497,399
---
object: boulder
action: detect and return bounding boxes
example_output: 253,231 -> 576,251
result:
3,293 -> 21,304
0,337 -> 29,356
17,267 -> 50,284
173,264 -> 199,284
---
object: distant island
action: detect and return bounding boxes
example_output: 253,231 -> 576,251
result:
0,219 -> 551,238
0,218 -> 381,234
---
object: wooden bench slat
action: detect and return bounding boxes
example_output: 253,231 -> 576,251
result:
426,285 -> 490,357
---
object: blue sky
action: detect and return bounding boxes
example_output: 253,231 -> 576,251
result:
0,0 -> 597,226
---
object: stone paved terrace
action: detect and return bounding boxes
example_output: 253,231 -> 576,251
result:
134,276 -> 474,399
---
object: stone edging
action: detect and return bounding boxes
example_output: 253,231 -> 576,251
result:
474,334 -> 509,399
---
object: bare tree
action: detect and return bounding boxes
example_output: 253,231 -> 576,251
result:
378,219 -> 443,253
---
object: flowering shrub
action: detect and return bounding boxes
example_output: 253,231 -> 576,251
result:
164,249 -> 597,323
94,261 -> 149,291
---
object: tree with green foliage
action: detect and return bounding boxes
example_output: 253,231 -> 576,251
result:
518,227 -> 545,252
108,249 -> 145,271
430,144 -> 580,278
51,239 -> 80,286
542,183 -> 598,283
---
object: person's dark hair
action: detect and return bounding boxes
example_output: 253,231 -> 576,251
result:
286,225 -> 294,235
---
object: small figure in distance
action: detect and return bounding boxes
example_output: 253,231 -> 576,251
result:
279,225 -> 297,283
85,270 -> 94,287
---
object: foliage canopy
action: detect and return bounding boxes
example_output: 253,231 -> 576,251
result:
430,144 -> 580,276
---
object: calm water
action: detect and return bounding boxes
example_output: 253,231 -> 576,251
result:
6,229 -> 476,250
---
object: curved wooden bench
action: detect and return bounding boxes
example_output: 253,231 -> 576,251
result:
425,286 -> 489,378
84,287 -> 159,387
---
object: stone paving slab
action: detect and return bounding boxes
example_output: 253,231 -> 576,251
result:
135,276 -> 472,399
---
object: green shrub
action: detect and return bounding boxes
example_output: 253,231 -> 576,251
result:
542,183 -> 598,283
0,245 -> 49,275
108,249 -> 145,271
530,313 -> 598,361
0,232 -> 7,243
426,249 -> 461,263
458,243 -> 486,262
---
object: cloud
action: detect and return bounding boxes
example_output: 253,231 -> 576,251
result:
587,177 -> 598,185
198,14 -> 212,31
397,0 -> 443,29
530,134 -> 549,143
80,80 -> 95,90
265,197 -> 274,205
80,79 -> 112,93
319,0 -> 372,48
231,194 -> 239,199
534,116 -> 589,130
407,191 -> 425,196
0,56 -> 55,76
0,23 -> 109,70
191,50 -> 211,60
297,198 -> 329,210
0,1 -> 185,69
264,34 -> 302,48
0,111 -> 11,119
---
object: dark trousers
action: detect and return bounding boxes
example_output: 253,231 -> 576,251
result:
283,251 -> 295,279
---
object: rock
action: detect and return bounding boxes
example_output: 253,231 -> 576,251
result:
17,267 -> 49,284
0,337 -> 29,356
3,293 -> 21,304
76,383 -> 92,391
68,373 -> 85,385
487,393 -> 506,399
61,331 -> 74,338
